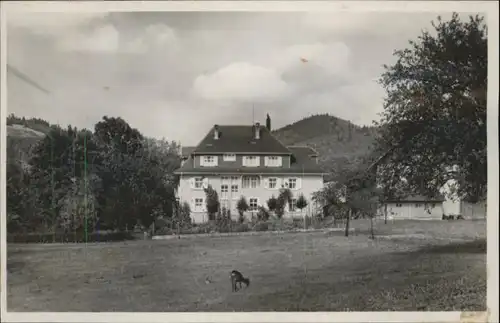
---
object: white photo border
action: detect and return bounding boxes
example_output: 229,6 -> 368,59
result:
1,1 -> 498,322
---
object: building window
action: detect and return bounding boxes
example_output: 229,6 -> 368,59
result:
265,156 -> 282,167
243,176 -> 260,189
396,203 -> 402,207
221,176 -> 229,185
231,184 -> 239,193
249,198 -> 259,211
194,178 -> 203,189
243,156 -> 260,167
290,198 -> 297,212
288,178 -> 297,190
415,203 -> 422,208
194,198 -> 204,211
221,184 -> 229,198
268,177 -> 278,189
223,154 -> 236,162
201,155 -> 217,167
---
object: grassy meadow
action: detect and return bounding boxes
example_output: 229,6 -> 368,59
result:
7,219 -> 486,312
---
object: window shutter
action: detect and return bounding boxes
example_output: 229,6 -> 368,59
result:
202,178 -> 209,189
275,178 -> 282,189
256,157 -> 261,167
214,156 -> 219,166
191,198 -> 195,210
283,179 -> 289,188
264,156 -> 269,167
277,157 -> 282,167
263,178 -> 269,189
190,178 -> 195,189
296,178 -> 302,190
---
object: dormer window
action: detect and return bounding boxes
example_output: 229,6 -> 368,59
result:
265,156 -> 282,167
243,156 -> 260,167
223,154 -> 236,162
200,155 -> 218,167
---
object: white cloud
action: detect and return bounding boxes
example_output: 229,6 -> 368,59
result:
144,24 -> 177,46
301,12 -> 474,40
273,42 -> 351,76
302,12 -> 437,37
192,62 -> 290,102
7,12 -> 109,36
123,24 -> 179,54
57,23 -> 178,54
9,11 -> 483,145
58,24 -> 120,53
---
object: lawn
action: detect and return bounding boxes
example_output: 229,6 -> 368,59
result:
7,219 -> 487,312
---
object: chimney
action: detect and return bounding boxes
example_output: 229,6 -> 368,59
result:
254,122 -> 260,139
266,114 -> 271,131
214,125 -> 219,140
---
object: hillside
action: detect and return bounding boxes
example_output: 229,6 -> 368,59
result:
272,114 -> 378,179
6,116 -> 50,169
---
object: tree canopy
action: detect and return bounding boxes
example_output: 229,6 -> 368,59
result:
376,13 -> 487,202
7,115 -> 181,235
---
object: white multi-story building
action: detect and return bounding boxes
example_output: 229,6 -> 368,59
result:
174,117 -> 325,223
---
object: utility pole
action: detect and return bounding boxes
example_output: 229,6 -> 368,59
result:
344,185 -> 350,237
51,135 -> 55,243
176,197 -> 181,237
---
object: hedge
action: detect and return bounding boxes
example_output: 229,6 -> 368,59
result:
7,231 -> 136,243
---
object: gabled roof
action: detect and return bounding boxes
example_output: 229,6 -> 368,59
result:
174,144 -> 324,175
193,125 -> 291,154
287,146 -> 319,157
180,146 -> 196,159
174,157 -> 324,175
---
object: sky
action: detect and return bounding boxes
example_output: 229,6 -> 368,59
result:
6,10 -> 467,145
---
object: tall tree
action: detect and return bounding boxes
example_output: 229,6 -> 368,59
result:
94,116 -> 144,155
313,166 -> 381,237
236,196 -> 249,223
204,185 -> 220,221
295,194 -> 308,216
275,188 -> 293,219
376,13 -> 487,202
27,125 -> 99,233
6,142 -> 31,233
93,117 -> 178,230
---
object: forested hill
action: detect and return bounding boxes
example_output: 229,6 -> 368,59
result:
272,114 -> 379,179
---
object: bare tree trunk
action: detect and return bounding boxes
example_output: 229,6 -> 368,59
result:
369,214 -> 375,239
344,209 -> 351,237
384,204 -> 388,224
176,202 -> 181,236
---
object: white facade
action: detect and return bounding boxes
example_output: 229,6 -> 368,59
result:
461,201 -> 487,219
378,202 -> 444,220
177,174 -> 324,223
